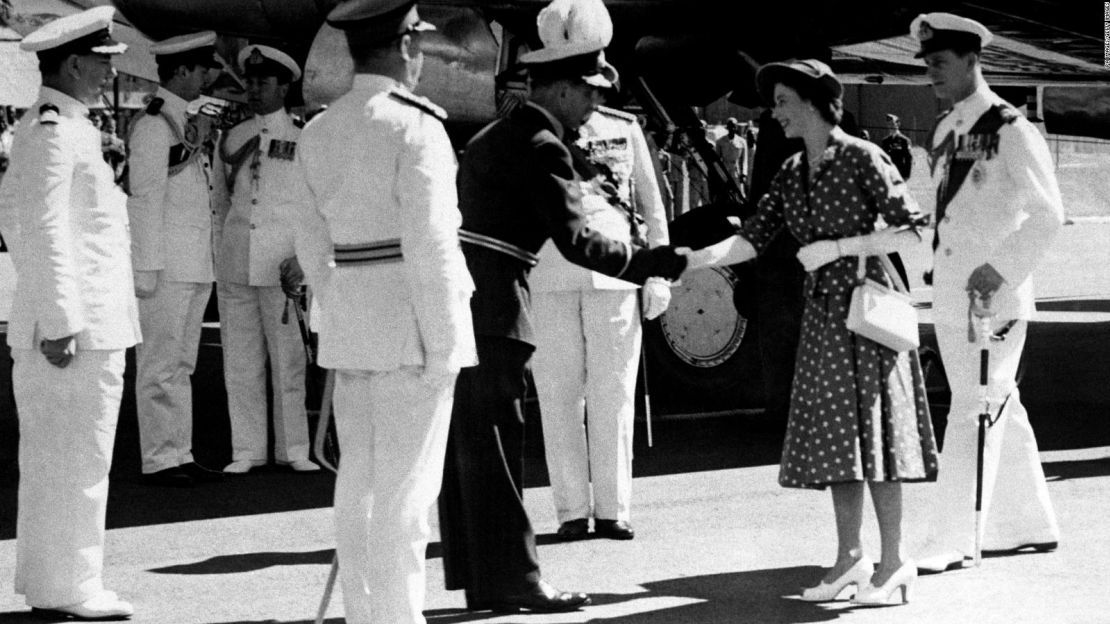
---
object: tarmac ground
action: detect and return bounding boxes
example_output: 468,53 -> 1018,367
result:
0,224 -> 1108,623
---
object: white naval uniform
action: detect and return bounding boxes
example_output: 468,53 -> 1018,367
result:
925,84 -> 1063,557
530,106 -> 669,524
0,88 -> 141,609
127,87 -> 220,474
284,74 -> 476,624
215,110 -> 309,464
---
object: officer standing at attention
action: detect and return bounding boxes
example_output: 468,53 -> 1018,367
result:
215,44 -> 319,474
530,101 -> 672,542
714,117 -> 750,191
283,1 -> 476,622
911,12 -> 1063,573
437,0 -> 690,613
879,113 -> 914,180
0,7 -> 140,619
127,31 -> 226,487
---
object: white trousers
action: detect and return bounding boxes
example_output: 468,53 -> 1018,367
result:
927,321 -> 1060,555
532,289 -> 640,523
332,367 -> 456,624
135,280 -> 210,473
217,281 -> 309,462
13,348 -> 125,609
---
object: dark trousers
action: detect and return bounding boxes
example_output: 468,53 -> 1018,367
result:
439,336 -> 542,598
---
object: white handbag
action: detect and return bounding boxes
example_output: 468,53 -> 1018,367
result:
845,254 -> 919,352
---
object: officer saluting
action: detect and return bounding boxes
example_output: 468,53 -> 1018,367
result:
215,45 -> 319,474
912,12 -> 1063,573
283,1 -> 476,622
437,0 -> 687,613
0,7 -> 140,619
127,30 -> 225,487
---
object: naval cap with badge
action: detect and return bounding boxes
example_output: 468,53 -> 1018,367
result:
150,31 -> 224,70
20,5 -> 127,58
238,44 -> 302,83
518,0 -> 620,90
326,0 -> 436,45
910,12 -> 993,58
756,58 -> 842,105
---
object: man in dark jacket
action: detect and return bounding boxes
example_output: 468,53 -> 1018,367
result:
437,0 -> 689,613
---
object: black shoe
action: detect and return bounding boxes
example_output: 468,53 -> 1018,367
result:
556,518 -> 589,541
179,462 -> 224,484
595,519 -> 635,540
483,580 -> 590,613
141,466 -> 193,488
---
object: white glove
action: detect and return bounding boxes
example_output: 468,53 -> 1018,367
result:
134,270 -> 160,299
642,278 -> 672,320
420,355 -> 459,388
796,240 -> 841,272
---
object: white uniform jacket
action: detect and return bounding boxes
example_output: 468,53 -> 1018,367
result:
0,88 -> 140,351
929,85 -> 1064,326
531,107 -> 670,292
126,87 -> 218,283
215,110 -> 300,286
286,74 -> 476,372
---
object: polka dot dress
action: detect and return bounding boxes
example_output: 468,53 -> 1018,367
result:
741,131 -> 939,489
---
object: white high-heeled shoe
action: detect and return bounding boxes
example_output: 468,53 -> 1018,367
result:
800,556 -> 874,602
851,561 -> 917,606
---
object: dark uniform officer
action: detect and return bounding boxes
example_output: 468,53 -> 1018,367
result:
436,0 -> 687,613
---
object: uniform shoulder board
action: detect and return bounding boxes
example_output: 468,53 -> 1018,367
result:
145,97 -> 165,115
38,103 -> 60,125
388,88 -> 446,121
995,102 -> 1021,124
597,106 -> 637,123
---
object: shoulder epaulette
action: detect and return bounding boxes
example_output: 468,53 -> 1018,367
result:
994,102 -> 1020,124
39,103 -> 59,125
597,106 -> 637,123
388,88 -> 446,121
145,97 -> 164,115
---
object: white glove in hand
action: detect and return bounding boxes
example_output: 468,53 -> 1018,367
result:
642,278 -> 672,320
134,270 -> 160,299
796,240 -> 841,272
421,355 -> 458,388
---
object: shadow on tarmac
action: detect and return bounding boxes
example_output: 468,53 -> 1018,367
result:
417,566 -> 838,624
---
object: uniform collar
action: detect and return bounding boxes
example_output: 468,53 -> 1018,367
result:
255,108 -> 289,130
155,86 -> 189,119
351,73 -> 402,96
949,83 -> 994,125
37,86 -> 89,119
523,101 -> 566,141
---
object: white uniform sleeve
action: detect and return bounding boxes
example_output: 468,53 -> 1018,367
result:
990,120 -> 1064,285
22,126 -> 85,338
126,115 -> 172,271
284,144 -> 333,294
629,121 -> 669,247
398,113 -> 475,369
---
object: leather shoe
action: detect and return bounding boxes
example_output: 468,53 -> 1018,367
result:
595,519 -> 635,540
140,466 -> 193,488
479,580 -> 590,613
556,518 -> 589,541
31,590 -> 133,620
916,551 -> 967,574
282,459 -> 321,472
180,462 -> 224,483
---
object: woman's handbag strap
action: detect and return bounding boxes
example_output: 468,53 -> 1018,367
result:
856,253 -> 911,294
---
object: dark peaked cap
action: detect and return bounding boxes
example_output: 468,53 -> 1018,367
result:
326,0 -> 436,43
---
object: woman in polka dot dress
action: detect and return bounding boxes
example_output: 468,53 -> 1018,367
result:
684,60 -> 938,606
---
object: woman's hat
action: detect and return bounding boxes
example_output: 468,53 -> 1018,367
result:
517,0 -> 619,89
755,59 -> 842,104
